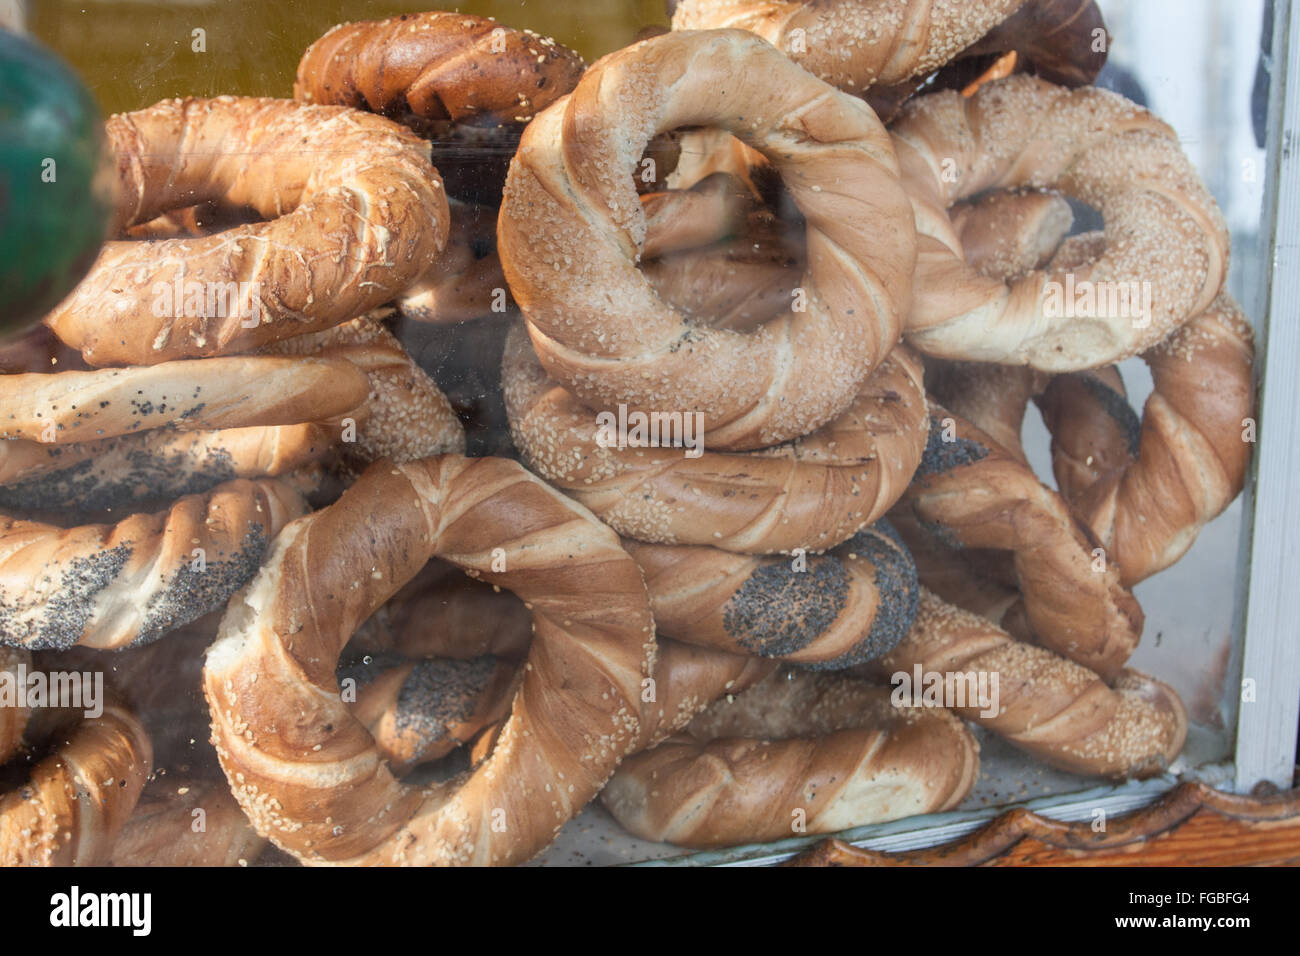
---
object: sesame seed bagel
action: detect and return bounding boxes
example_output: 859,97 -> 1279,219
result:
670,0 -> 1026,92
603,668 -> 978,847
1037,291 -> 1255,586
203,455 -> 656,866
626,519 -> 918,668
0,699 -> 152,866
0,477 -> 306,651
502,322 -> 928,554
44,97 -> 449,366
893,75 -> 1230,369
895,407 -> 1143,680
498,29 -> 917,450
0,354 -> 370,445
868,589 -> 1187,778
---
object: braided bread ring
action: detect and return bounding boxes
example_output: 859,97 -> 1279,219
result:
295,12 -> 585,131
45,97 -> 449,366
603,670 -> 977,847
0,478 -> 305,650
1,701 -> 152,866
626,519 -> 918,668
0,355 -> 369,445
204,456 -> 656,866
1038,293 -> 1255,586
874,589 -> 1186,778
671,0 -> 1025,91
898,408 -> 1141,680
499,29 -> 917,450
893,75 -> 1229,369
503,323 -> 928,553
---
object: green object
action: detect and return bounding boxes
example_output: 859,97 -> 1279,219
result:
0,29 -> 111,338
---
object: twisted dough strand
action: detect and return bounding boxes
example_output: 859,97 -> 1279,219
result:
0,422 -> 338,513
264,314 -> 466,464
109,778 -> 266,867
295,12 -> 585,130
1038,293 -> 1255,585
627,520 -> 918,668
0,478 -> 305,650
873,589 -> 1186,778
0,356 -> 369,445
671,0 -> 1025,91
895,407 -> 1142,679
604,668 -> 977,847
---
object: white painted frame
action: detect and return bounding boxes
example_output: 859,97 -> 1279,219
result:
1233,0 -> 1300,793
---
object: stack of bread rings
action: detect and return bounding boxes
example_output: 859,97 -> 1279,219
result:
0,0 -> 1254,865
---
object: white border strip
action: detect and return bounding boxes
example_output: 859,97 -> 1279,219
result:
1234,0 -> 1300,793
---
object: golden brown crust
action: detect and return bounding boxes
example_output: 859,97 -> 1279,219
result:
263,314 -> 466,465
872,589 -> 1186,778
499,29 -> 916,450
0,478 -> 305,650
203,455 -> 656,866
894,76 -> 1229,369
45,97 -> 449,366
0,701 -> 152,866
627,519 -> 918,667
1038,294 -> 1255,585
503,323 -> 929,553
603,670 -> 978,847
896,407 -> 1142,680
0,356 -> 369,445
295,12 -> 585,131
